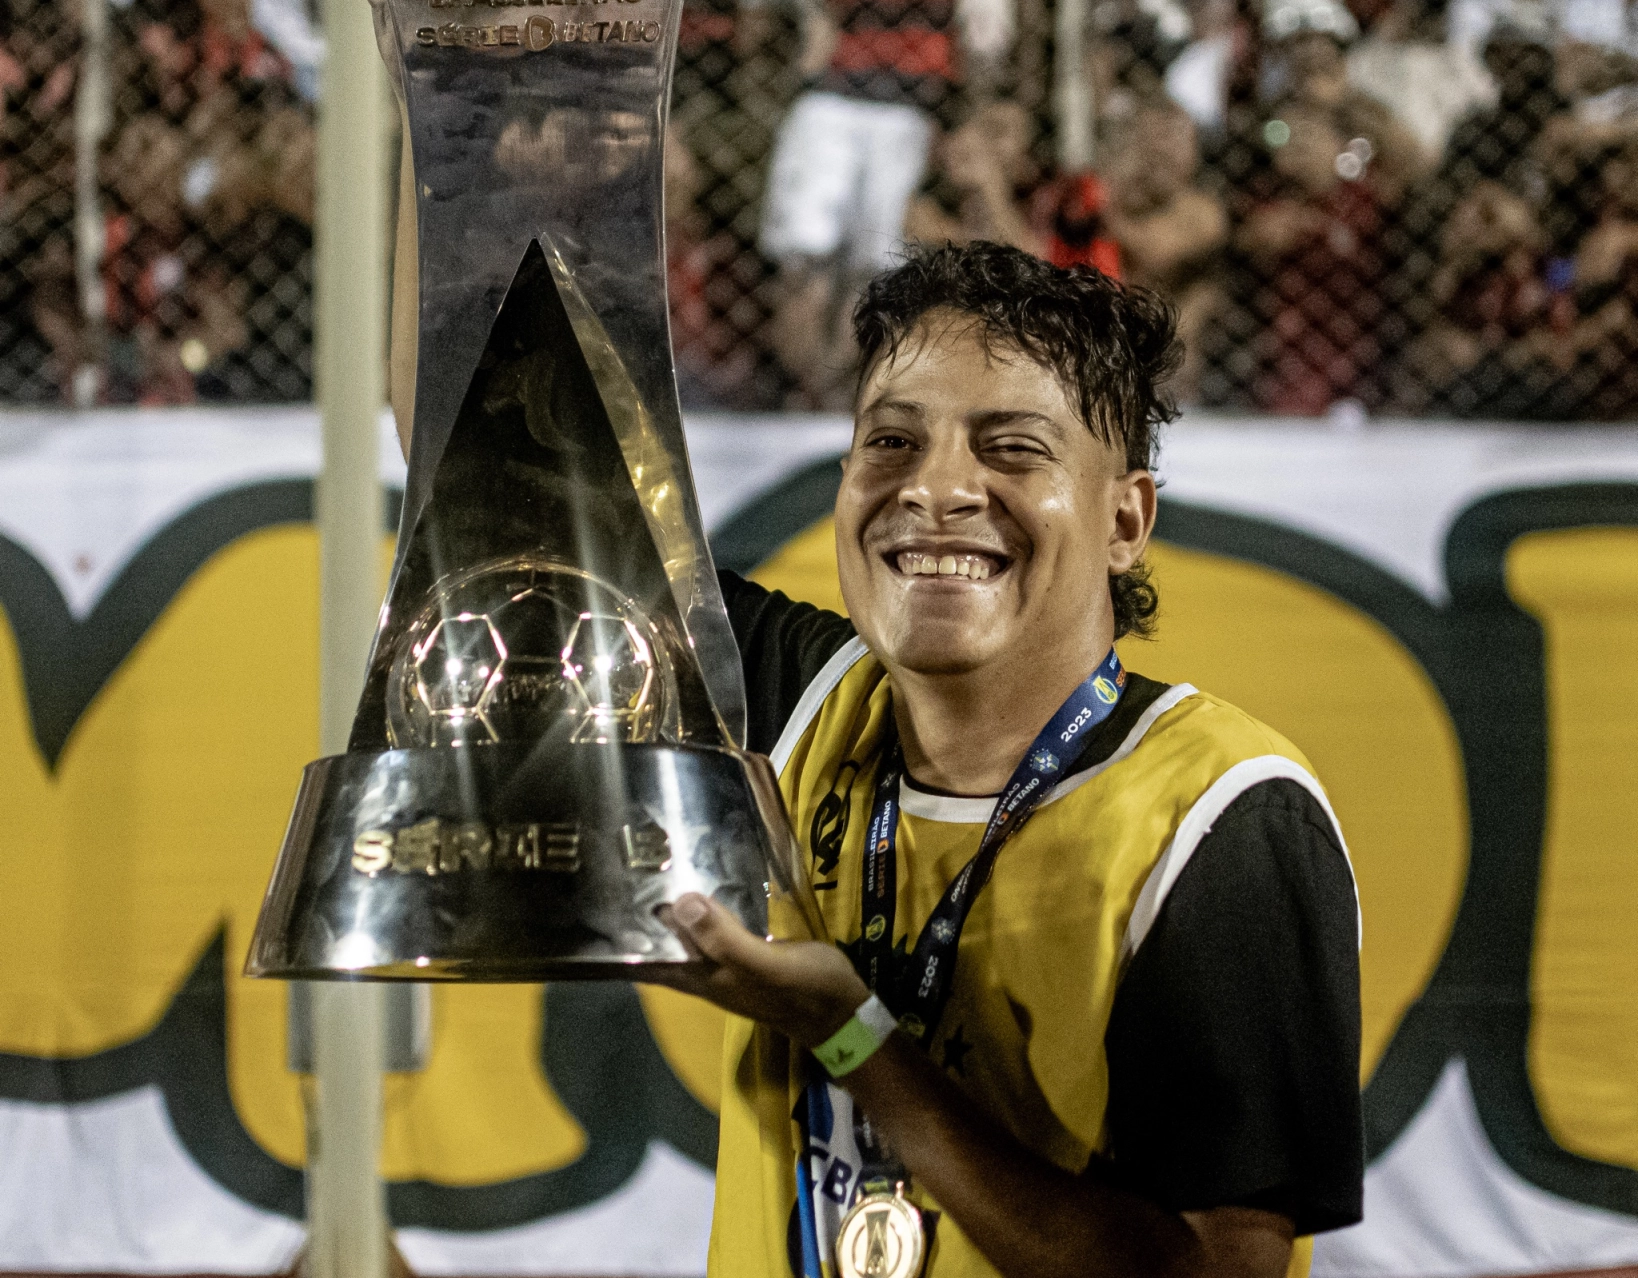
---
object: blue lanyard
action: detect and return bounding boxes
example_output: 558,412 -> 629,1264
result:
855,649 -> 1128,1045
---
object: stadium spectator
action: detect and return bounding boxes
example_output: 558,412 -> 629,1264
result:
1346,0 -> 1497,162
1103,100 -> 1227,399
1164,0 -> 1239,135
1448,0 -> 1638,285
2,0 -> 78,401
105,0 -> 313,402
1262,0 -> 1360,104
904,99 -> 1123,275
2,0 -> 1633,416
1088,0 -> 1194,131
665,123 -> 769,410
906,102 -> 1041,251
39,98 -> 308,406
1558,136 -> 1638,416
1396,180 -> 1566,415
906,99 -> 1222,400
757,0 -> 1014,407
128,0 -> 297,133
1238,100 -> 1394,414
668,0 -> 803,410
187,101 -> 313,400
97,114 -> 218,404
1445,20 -> 1635,271
1190,0 -> 1424,411
1440,22 -> 1567,191
1260,0 -> 1426,194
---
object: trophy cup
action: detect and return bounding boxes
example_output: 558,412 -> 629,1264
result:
245,0 -> 820,979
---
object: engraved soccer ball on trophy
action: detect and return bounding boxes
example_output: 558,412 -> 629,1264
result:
385,557 -> 675,749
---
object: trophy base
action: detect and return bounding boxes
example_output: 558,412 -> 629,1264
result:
245,741 -> 811,981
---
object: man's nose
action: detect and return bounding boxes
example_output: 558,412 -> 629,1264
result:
899,433 -> 986,522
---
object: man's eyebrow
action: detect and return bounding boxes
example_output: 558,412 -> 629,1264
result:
968,409 -> 1070,437
858,396 -> 925,420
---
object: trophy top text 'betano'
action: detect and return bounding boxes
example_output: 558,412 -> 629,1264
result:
245,0 -> 821,980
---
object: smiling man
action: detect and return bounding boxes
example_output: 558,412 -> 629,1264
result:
652,242 -> 1363,1278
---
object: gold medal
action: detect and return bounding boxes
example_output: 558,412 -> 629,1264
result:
835,1182 -> 926,1278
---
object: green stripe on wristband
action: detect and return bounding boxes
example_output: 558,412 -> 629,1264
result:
813,995 -> 894,1078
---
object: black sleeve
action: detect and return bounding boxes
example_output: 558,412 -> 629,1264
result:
1103,778 -> 1364,1236
718,569 -> 856,755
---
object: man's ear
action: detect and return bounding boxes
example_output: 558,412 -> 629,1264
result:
1108,469 -> 1157,575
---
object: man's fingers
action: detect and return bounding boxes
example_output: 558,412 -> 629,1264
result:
649,895 -> 783,1017
666,892 -> 783,980
651,893 -> 870,1045
656,902 -> 711,964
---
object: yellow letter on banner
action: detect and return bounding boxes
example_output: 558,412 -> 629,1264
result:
1509,528 -> 1638,1174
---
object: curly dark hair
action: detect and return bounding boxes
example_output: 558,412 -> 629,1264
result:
852,241 -> 1179,638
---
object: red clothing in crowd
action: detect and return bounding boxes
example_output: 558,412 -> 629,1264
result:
668,228 -> 760,406
1252,180 -> 1386,417
1031,172 -> 1123,279
196,21 -> 288,87
817,0 -> 958,105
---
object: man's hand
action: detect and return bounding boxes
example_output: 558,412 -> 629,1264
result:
648,892 -> 870,1051
645,892 -> 1295,1278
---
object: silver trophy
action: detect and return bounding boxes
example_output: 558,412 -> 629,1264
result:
245,0 -> 820,980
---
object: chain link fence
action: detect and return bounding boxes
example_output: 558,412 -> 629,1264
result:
5,0 -> 1636,418
1,0 -> 316,406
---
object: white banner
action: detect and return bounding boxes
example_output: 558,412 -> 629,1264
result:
1,407 -> 1636,1277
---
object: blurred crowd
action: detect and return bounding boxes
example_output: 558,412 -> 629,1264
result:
669,0 -> 1638,418
5,0 -> 1637,418
0,0 -> 317,405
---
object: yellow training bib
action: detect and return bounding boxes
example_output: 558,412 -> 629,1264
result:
710,641 -> 1345,1278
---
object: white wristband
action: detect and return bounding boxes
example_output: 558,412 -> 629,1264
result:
855,993 -> 898,1042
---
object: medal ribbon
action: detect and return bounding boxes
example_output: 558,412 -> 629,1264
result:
856,647 -> 1127,1043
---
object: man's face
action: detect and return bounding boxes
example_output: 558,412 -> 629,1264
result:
836,314 -> 1154,680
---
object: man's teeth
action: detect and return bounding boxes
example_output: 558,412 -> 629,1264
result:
896,552 -> 995,580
